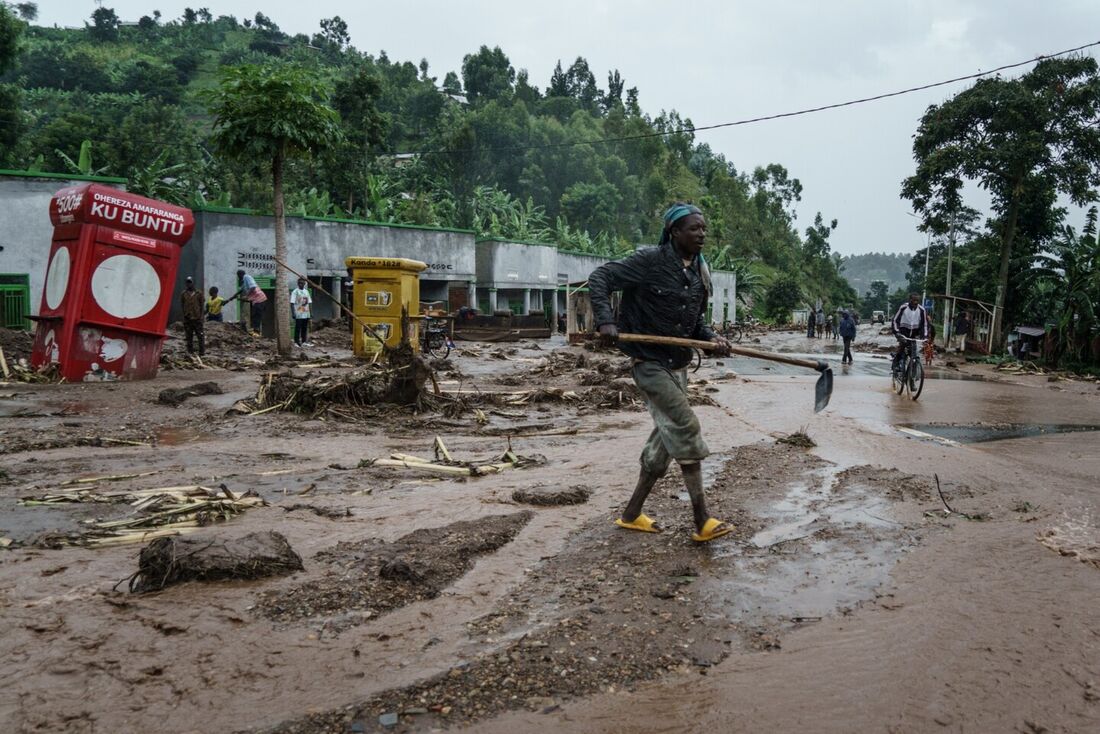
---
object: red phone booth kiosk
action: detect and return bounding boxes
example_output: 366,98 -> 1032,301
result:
31,184 -> 194,381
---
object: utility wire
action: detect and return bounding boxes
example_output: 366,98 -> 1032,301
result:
406,39 -> 1100,156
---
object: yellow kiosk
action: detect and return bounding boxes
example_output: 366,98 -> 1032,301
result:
345,256 -> 427,357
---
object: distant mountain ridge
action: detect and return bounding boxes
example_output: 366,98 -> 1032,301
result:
839,252 -> 911,296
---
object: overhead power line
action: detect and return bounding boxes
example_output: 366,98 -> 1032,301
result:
405,39 -> 1100,157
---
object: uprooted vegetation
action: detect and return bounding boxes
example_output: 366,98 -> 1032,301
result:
19,484 -> 266,549
234,344 -> 438,417
232,346 -> 718,421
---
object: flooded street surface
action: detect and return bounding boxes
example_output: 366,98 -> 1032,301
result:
1,326 -> 1099,733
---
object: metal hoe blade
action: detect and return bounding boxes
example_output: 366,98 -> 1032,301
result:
813,360 -> 834,413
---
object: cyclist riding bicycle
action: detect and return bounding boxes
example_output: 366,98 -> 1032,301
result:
891,293 -> 928,374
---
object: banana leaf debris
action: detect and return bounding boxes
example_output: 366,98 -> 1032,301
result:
20,484 -> 266,548
361,436 -> 546,478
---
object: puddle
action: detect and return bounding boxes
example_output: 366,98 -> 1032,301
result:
153,426 -> 205,446
719,352 -> 986,381
705,466 -> 907,621
901,423 -> 1100,444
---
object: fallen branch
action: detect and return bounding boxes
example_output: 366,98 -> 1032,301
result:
63,470 -> 159,486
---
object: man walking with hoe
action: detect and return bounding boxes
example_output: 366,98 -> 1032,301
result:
588,203 -> 734,543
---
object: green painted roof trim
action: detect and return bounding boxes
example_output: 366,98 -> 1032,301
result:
302,215 -> 474,235
197,205 -> 256,215
195,205 -> 475,235
0,169 -> 127,184
476,236 -> 559,248
556,247 -> 628,260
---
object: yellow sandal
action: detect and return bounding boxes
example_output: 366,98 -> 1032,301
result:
614,514 -> 662,533
692,518 -> 733,543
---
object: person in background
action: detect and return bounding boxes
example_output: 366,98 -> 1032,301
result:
831,312 -> 840,339
839,309 -> 857,364
343,269 -> 355,333
180,277 -> 205,356
815,308 -> 826,338
953,311 -> 970,353
206,286 -> 232,322
235,269 -> 268,336
807,312 -> 816,339
923,311 -> 936,366
825,313 -> 835,340
290,277 -> 314,348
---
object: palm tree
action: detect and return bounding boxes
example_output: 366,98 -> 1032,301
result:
204,63 -> 342,354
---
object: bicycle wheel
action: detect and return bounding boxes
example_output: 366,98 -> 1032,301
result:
908,356 -> 925,400
419,331 -> 435,357
893,355 -> 907,394
433,334 -> 451,359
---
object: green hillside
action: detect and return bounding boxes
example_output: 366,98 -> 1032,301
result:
838,252 -> 911,296
0,5 -> 857,318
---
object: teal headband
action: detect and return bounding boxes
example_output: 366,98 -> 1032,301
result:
660,203 -> 703,245
662,204 -> 701,227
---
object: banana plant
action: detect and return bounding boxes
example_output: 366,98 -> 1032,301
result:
55,140 -> 111,177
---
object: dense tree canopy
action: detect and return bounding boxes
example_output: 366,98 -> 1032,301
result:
2,9 -> 861,322
902,56 -> 1100,349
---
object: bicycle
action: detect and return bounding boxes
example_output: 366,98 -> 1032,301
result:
891,335 -> 925,400
718,321 -> 747,344
420,316 -> 452,359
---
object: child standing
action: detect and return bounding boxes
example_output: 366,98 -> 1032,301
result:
290,278 -> 313,347
205,286 -> 229,322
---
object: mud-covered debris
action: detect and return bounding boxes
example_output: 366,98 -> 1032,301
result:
157,381 -> 223,406
512,485 -> 592,506
306,320 -> 353,349
255,511 -> 534,626
0,327 -> 34,363
127,530 -> 303,592
777,431 -> 816,448
280,503 -> 351,519
378,558 -> 422,582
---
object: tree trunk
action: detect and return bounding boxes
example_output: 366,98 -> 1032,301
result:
272,148 -> 292,355
991,174 -> 1024,353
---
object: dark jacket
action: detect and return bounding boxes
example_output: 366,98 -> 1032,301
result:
839,314 -> 857,339
180,289 -> 204,321
588,244 -> 715,369
954,314 -> 970,336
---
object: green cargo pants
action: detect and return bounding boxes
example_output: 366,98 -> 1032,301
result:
632,360 -> 710,476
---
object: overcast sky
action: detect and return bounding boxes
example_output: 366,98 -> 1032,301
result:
38,1 -> 1100,256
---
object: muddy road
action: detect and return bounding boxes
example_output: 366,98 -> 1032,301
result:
1,325 -> 1098,733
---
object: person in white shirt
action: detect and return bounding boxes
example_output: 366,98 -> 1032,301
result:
290,278 -> 314,347
891,293 -> 928,373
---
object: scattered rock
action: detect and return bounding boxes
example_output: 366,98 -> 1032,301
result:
157,381 -> 224,406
